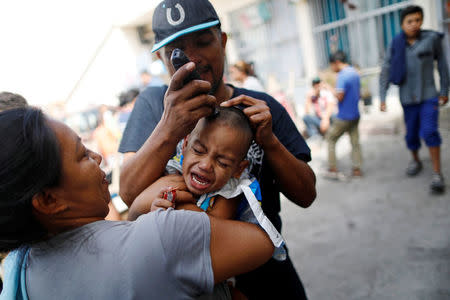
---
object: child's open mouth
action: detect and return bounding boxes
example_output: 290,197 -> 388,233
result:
190,172 -> 212,192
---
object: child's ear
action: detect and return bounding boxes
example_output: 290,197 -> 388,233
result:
32,189 -> 68,216
233,160 -> 249,179
182,135 -> 190,152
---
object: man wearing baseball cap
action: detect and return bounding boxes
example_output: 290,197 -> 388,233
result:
119,1 -> 316,299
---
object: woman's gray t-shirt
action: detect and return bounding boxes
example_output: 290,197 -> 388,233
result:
26,209 -> 214,299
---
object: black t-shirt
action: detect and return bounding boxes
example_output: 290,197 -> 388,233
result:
119,84 -> 311,231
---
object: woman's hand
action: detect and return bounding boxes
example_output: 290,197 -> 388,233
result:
151,188 -> 176,211
127,174 -> 196,220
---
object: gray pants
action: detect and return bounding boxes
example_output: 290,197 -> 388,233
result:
327,118 -> 362,170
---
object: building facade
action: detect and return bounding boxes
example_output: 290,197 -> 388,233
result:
212,0 -> 449,110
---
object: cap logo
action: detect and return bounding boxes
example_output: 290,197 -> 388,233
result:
166,3 -> 185,26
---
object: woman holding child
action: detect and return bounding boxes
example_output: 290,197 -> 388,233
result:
0,107 -> 273,299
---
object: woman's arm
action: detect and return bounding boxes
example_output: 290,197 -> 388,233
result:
208,216 -> 274,284
199,195 -> 241,220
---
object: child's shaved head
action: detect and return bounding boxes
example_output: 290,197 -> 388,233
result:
204,106 -> 253,159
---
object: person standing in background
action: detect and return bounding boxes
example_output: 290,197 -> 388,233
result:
118,88 -> 140,133
325,51 -> 362,178
379,5 -> 449,194
229,60 -> 265,92
139,70 -> 165,91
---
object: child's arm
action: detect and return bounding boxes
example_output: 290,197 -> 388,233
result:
128,174 -> 195,221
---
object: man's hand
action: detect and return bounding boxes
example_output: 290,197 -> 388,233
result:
320,118 -> 330,133
439,96 -> 448,106
220,95 -> 275,148
162,62 -> 217,140
380,102 -> 387,112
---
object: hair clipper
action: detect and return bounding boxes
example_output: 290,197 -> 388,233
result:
170,48 -> 201,85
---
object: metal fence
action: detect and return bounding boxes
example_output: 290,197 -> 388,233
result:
228,0 -> 303,90
310,0 -> 413,70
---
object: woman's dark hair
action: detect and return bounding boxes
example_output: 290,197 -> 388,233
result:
400,5 -> 423,24
118,88 -> 140,107
0,107 -> 62,252
329,50 -> 348,63
233,60 -> 256,77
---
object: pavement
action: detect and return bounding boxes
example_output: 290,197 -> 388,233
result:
280,100 -> 450,300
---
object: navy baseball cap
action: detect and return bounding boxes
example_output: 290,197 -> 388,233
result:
151,0 -> 221,53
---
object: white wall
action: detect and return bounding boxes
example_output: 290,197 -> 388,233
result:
0,0 -> 158,112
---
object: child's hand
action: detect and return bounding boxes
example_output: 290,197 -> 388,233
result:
151,188 -> 176,211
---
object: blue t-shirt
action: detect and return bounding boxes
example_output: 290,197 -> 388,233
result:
336,66 -> 360,120
119,84 -> 311,231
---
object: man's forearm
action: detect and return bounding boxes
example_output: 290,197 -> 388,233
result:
263,135 -> 316,208
119,123 -> 180,206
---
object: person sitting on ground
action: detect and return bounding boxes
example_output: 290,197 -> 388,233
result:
302,77 -> 336,139
229,61 -> 265,92
0,107 -> 273,300
0,91 -> 28,112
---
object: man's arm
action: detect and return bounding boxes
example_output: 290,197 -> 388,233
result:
221,95 -> 316,208
435,34 -> 449,105
379,44 -> 392,111
334,90 -> 344,102
304,91 -> 312,115
320,91 -> 336,133
119,63 -> 216,206
261,135 -> 316,207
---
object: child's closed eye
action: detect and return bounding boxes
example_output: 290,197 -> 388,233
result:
217,160 -> 229,168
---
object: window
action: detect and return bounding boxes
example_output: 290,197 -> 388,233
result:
228,0 -> 303,89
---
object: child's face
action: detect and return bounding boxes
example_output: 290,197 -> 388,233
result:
182,120 -> 249,196
401,12 -> 423,38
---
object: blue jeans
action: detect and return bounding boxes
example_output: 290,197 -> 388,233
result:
402,97 -> 441,151
303,115 -> 321,137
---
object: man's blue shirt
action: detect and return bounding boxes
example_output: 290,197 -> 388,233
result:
336,66 -> 360,120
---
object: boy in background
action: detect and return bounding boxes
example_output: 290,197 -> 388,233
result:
326,51 -> 362,178
379,5 -> 448,193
